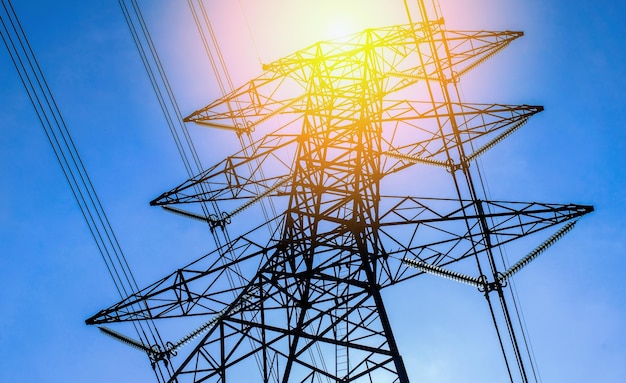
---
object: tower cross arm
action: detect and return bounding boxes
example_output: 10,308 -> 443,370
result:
380,102 -> 544,174
184,25 -> 525,134
372,197 -> 593,287
150,133 -> 297,207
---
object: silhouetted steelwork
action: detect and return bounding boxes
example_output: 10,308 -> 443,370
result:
87,1 -> 593,382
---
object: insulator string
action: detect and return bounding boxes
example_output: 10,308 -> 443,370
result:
499,221 -> 576,282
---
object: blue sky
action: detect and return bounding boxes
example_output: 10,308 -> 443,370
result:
1,0 -> 624,382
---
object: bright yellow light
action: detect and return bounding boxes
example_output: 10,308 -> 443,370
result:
325,17 -> 356,41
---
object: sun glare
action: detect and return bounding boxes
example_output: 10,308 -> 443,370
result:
325,17 -> 357,41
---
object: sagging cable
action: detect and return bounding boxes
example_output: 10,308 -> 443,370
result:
402,258 -> 483,288
466,117 -> 529,162
385,150 -> 450,169
499,221 -> 576,283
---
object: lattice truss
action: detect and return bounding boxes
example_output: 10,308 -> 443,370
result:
87,11 -> 593,383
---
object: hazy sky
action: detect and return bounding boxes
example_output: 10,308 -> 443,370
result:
1,0 -> 624,382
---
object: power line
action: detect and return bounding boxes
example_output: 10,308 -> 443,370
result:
0,0 -> 171,380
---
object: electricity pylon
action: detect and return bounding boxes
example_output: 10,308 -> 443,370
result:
87,1 -> 593,382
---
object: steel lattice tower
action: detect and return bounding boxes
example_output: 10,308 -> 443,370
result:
87,1 -> 593,382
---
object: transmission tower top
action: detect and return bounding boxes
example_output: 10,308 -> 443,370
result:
86,1 -> 593,382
